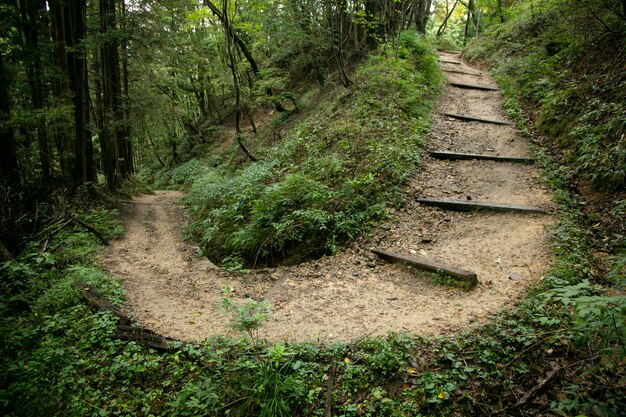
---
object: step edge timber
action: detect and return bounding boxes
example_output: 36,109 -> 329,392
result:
443,112 -> 513,126
438,59 -> 462,65
442,69 -> 482,76
415,198 -> 548,214
429,151 -> 535,164
369,248 -> 478,285
448,81 -> 500,91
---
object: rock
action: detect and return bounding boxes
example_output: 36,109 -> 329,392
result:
509,273 -> 522,281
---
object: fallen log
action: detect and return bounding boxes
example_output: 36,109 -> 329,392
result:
114,325 -> 178,351
74,280 -> 181,351
429,151 -> 534,164
443,112 -> 513,125
449,81 -> 499,91
369,248 -> 478,285
70,216 -> 109,246
415,198 -> 548,214
73,281 -> 131,325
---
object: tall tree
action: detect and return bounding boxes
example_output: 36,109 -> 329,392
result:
18,0 -> 50,182
414,0 -> 433,34
100,0 -> 132,189
49,0 -> 94,187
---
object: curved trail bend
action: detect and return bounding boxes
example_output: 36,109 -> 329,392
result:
101,53 -> 555,342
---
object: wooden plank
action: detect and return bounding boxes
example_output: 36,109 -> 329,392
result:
443,112 -> 513,126
439,59 -> 462,65
442,69 -> 482,76
369,248 -> 478,285
73,281 -> 131,325
415,198 -> 547,214
449,81 -> 499,91
429,151 -> 534,164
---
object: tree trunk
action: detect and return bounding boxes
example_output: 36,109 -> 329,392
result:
437,0 -> 459,37
463,0 -> 475,45
100,0 -> 130,189
222,0 -> 256,162
0,55 -> 19,187
415,0 -> 432,34
120,0 -> 133,175
50,0 -> 93,187
19,0 -> 50,183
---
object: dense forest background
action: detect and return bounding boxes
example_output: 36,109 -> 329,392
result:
1,0 -> 625,416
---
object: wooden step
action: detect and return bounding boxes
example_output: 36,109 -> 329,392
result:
443,112 -> 513,126
369,248 -> 478,285
449,81 -> 499,91
442,69 -> 482,76
439,59 -> 462,65
416,198 -> 548,214
429,151 -> 534,164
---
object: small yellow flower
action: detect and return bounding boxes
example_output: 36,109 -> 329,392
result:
437,390 -> 445,399
344,357 -> 351,364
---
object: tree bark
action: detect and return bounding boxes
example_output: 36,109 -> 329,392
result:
415,0 -> 432,34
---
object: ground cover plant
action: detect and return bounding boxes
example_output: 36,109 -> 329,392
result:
184,33 -> 444,268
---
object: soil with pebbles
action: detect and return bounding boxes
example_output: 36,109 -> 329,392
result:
100,53 -> 555,343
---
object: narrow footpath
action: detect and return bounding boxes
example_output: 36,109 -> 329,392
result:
101,53 -> 555,342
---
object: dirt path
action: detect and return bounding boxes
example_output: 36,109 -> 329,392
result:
101,53 -> 555,342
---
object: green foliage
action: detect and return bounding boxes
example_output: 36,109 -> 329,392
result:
186,34 -> 443,266
144,159 -> 212,190
221,289 -> 270,346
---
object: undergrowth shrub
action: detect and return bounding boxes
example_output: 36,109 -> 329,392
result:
186,33 -> 443,267
141,159 -> 211,190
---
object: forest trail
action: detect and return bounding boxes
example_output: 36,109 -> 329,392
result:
102,53 -> 555,342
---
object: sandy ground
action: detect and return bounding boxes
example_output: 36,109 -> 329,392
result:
100,53 -> 555,343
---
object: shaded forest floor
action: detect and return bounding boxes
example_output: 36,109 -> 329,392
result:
102,54 -> 556,343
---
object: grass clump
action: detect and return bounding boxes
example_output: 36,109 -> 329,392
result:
186,32 -> 444,267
